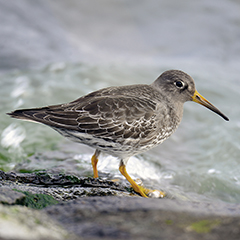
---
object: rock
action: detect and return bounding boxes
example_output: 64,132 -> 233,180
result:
0,187 -> 25,205
0,170 -> 133,201
44,196 -> 240,240
1,170 -> 240,240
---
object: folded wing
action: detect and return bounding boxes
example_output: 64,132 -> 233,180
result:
8,93 -> 158,141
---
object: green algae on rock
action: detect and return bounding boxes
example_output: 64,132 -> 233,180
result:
14,190 -> 59,209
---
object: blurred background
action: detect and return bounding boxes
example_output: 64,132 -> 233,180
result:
0,0 -> 239,203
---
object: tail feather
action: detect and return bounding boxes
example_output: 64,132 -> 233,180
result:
7,107 -> 49,122
7,106 -> 80,130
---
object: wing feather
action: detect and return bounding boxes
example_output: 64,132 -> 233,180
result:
8,90 -> 159,141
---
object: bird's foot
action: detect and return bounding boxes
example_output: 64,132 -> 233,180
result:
131,179 -> 165,198
140,186 -> 166,198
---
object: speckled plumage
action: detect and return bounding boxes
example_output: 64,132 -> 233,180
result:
8,70 -> 229,198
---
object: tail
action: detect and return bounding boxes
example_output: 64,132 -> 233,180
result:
7,107 -> 49,123
7,106 -> 79,130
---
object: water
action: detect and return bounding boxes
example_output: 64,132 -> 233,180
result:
0,0 -> 240,204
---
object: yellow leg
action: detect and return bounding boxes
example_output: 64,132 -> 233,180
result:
119,160 -> 165,198
91,149 -> 100,178
119,161 -> 148,198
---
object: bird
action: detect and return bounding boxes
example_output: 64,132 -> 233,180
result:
7,70 -> 229,198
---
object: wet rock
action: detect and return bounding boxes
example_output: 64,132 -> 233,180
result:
0,170 -> 132,239
0,170 -> 124,188
1,170 -> 240,240
0,170 -> 132,201
0,187 -> 25,205
14,190 -> 59,210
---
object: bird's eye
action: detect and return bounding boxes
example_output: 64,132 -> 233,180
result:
174,81 -> 184,88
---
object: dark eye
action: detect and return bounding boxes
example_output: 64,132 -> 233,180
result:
175,81 -> 184,88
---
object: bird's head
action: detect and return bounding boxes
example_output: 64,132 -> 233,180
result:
152,70 -> 229,121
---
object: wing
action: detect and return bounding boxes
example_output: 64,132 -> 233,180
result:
72,95 -> 158,140
8,94 -> 159,141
